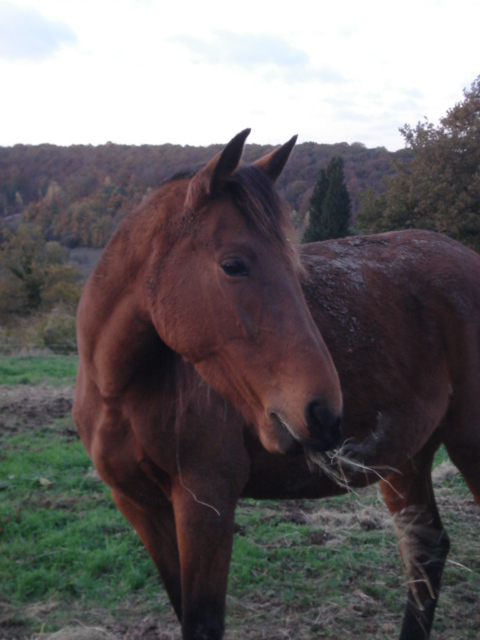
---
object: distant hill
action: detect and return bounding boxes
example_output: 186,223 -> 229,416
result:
0,141 -> 410,248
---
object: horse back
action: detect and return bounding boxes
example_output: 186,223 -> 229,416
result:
302,229 -> 480,371
301,230 -> 480,467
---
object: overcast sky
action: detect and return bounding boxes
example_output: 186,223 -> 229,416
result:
0,0 -> 478,150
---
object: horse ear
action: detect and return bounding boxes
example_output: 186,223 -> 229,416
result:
186,129 -> 251,209
208,128 -> 251,194
254,135 -> 298,183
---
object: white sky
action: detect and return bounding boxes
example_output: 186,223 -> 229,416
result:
0,0 -> 479,150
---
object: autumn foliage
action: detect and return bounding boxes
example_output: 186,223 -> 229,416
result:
0,141 -> 406,248
357,75 -> 480,251
1,77 -> 479,351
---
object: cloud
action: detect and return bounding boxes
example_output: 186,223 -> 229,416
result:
170,31 -> 307,69
402,87 -> 423,99
334,108 -> 371,122
392,98 -> 422,112
168,30 -> 342,82
336,26 -> 357,37
314,66 -> 347,84
168,30 -> 346,85
0,1 -> 77,61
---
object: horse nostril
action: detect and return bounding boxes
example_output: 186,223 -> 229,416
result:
306,400 -> 338,432
305,400 -> 343,451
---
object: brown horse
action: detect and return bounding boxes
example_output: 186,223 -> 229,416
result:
74,131 -> 480,640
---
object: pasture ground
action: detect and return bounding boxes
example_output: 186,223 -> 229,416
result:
0,356 -> 479,639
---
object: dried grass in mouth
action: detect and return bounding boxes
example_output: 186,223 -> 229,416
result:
307,445 -> 401,496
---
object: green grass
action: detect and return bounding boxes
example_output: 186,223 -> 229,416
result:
1,417 -> 478,638
0,406 -> 406,635
0,355 -> 78,385
0,356 -> 478,638
230,493 -> 405,616
0,424 -> 160,608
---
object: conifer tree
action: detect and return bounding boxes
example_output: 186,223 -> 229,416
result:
302,156 -> 351,243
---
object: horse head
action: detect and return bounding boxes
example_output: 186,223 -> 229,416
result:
148,129 -> 343,456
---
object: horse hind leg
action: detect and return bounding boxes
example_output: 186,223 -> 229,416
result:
442,403 -> 480,507
379,439 -> 450,640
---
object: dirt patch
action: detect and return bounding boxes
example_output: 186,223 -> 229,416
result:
33,626 -> 119,640
0,384 -> 74,436
0,600 -> 181,640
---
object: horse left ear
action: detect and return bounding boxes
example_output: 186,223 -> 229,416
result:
254,135 -> 298,183
186,129 -> 251,209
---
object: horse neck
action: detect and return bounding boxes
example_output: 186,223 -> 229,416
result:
78,208 -> 167,397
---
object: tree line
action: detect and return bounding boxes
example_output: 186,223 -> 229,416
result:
1,75 -> 479,350
0,139 -> 408,248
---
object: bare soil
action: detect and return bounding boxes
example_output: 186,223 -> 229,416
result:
1,385 -> 478,640
0,384 -> 75,438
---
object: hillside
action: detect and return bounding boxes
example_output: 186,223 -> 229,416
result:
0,141 -> 410,248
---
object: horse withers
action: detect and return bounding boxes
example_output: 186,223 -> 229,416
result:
74,131 -> 480,640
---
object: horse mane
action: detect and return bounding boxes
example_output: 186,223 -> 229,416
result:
161,167 -> 201,185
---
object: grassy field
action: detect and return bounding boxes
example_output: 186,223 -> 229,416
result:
0,355 -> 78,386
0,356 -> 479,639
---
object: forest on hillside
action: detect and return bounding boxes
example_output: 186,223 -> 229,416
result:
0,140 -> 409,249
0,137 -> 408,351
1,74 -> 478,352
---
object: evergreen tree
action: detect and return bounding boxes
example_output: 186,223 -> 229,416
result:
302,168 -> 328,243
302,156 -> 351,243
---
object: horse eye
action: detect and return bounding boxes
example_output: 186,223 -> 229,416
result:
221,258 -> 249,277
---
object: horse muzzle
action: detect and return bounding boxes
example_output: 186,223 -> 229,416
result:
266,400 -> 343,456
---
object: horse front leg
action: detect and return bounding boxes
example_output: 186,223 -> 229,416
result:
379,439 -> 450,640
170,478 -> 237,640
111,489 -> 183,621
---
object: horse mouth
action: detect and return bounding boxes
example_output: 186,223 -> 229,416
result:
269,412 -> 300,441
267,412 -> 303,454
304,430 -> 344,454
268,411 -> 343,457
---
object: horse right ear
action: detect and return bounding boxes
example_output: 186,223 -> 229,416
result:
254,135 -> 298,183
186,129 -> 251,209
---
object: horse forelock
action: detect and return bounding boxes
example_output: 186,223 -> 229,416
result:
224,165 -> 303,273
